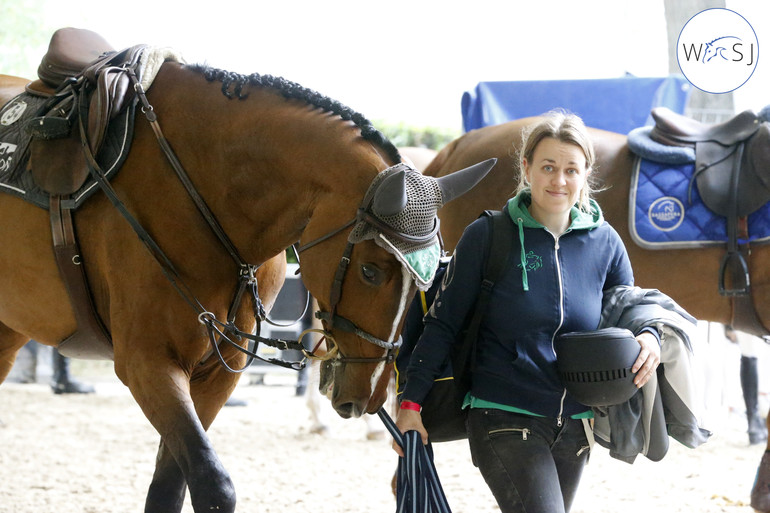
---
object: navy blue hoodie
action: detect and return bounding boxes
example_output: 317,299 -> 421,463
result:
402,191 -> 634,421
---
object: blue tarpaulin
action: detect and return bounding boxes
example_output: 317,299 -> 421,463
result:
461,75 -> 691,134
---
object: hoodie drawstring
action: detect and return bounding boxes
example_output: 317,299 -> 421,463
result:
517,219 -> 529,292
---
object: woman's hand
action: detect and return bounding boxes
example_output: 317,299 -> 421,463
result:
632,331 -> 661,387
392,408 -> 429,457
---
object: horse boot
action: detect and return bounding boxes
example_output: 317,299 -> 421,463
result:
51,351 -> 95,394
740,355 -> 768,445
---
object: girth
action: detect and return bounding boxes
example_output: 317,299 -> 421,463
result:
49,195 -> 113,359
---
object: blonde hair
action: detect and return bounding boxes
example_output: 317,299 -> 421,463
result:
516,110 -> 596,212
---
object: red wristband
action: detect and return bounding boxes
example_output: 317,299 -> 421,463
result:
400,400 -> 422,412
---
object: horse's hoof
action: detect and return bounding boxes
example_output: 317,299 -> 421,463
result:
751,451 -> 770,512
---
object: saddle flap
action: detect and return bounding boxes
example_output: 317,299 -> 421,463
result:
29,132 -> 89,195
38,28 -> 115,88
695,123 -> 770,217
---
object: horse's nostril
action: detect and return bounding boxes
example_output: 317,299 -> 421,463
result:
334,402 -> 363,419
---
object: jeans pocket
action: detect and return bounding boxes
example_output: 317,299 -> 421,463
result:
488,427 -> 531,440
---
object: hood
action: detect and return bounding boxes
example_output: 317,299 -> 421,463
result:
505,190 -> 604,291
506,189 -> 604,230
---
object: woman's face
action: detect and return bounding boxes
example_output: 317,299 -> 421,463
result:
523,137 -> 588,227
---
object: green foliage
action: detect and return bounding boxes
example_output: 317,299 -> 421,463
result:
0,0 -> 58,78
374,120 -> 460,151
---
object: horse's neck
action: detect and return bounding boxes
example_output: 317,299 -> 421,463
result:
147,63 -> 388,264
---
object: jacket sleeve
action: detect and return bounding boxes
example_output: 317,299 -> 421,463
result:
401,217 -> 488,404
603,223 -> 634,290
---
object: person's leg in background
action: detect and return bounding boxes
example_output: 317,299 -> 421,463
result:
51,349 -> 95,394
735,329 -> 768,445
14,341 -> 38,384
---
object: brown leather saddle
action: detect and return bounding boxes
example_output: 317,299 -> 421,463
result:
28,27 -> 144,195
650,106 -> 770,336
25,28 -> 149,359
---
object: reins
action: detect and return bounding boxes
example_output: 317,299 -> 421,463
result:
78,64 -> 311,372
76,61 -> 420,373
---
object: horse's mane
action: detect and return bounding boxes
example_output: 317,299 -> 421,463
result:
189,64 -> 402,164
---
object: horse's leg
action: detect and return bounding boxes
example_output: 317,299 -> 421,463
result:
125,359 -> 238,513
753,434 -> 770,512
145,438 -> 187,513
0,321 -> 32,384
141,358 -> 243,513
751,410 -> 770,512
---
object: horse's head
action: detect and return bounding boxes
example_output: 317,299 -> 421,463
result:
298,158 -> 496,418
703,36 -> 738,63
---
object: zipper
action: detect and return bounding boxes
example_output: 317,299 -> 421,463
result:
489,427 -> 530,440
576,445 -> 590,457
549,230 -> 566,427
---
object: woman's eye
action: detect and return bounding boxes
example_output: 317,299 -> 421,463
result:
543,165 -> 553,172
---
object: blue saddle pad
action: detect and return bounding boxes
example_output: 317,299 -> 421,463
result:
630,157 -> 770,249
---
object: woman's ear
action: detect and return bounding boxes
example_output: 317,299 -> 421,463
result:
522,158 -> 530,182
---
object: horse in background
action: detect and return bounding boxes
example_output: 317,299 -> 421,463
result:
0,29 -> 491,513
422,114 -> 770,512
399,146 -> 439,173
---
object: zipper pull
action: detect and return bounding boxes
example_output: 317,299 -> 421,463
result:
522,428 -> 529,440
557,415 -> 563,427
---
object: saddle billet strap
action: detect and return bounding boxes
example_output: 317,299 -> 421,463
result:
49,195 -> 113,359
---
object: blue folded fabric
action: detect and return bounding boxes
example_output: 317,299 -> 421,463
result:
378,409 -> 453,513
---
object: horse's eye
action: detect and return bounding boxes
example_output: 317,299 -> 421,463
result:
360,263 -> 383,285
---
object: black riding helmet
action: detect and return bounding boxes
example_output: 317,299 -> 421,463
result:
554,327 -> 641,407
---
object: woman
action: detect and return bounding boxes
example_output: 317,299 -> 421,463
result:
394,111 -> 661,513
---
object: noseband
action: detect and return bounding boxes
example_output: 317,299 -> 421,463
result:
296,185 -> 440,365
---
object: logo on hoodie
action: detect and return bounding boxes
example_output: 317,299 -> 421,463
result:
517,250 -> 542,272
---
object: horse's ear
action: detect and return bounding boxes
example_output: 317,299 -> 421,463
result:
372,169 -> 408,217
436,158 -> 497,206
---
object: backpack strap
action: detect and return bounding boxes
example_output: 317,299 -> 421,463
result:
452,210 -> 514,386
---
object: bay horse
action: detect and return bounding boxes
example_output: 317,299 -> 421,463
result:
422,114 -> 770,511
0,42 -> 492,513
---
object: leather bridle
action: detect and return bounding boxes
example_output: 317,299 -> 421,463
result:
296,195 -> 441,365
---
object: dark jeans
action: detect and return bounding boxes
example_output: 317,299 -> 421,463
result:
467,408 -> 590,513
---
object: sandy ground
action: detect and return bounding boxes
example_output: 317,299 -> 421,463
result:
0,337 -> 768,513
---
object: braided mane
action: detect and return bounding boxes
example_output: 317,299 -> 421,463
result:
189,64 -> 402,164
